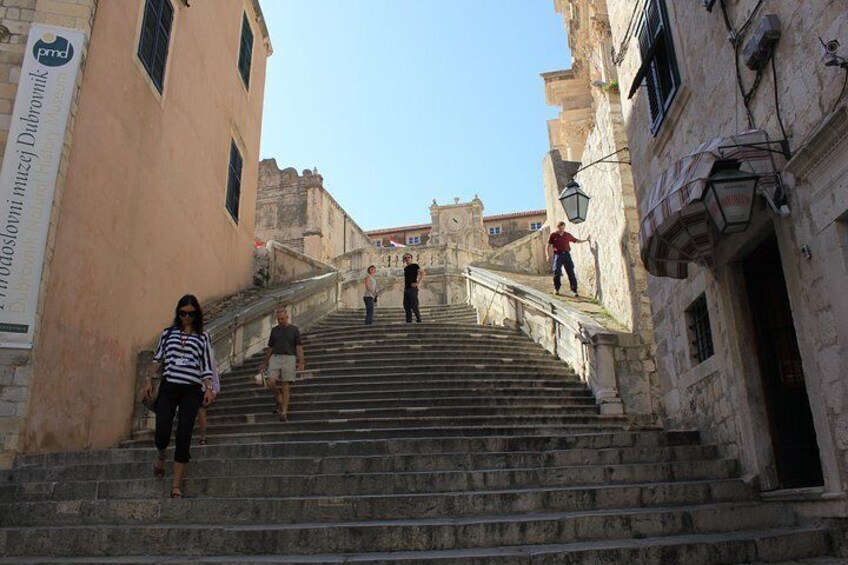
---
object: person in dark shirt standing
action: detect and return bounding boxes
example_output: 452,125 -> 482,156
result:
402,253 -> 426,323
259,307 -> 305,421
545,221 -> 590,297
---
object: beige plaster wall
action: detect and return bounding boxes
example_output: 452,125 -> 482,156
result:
5,0 -> 271,456
607,0 -> 848,502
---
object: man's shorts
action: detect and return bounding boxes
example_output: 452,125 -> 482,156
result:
268,354 -> 296,384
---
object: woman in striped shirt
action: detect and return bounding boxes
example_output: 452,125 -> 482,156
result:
143,294 -> 215,498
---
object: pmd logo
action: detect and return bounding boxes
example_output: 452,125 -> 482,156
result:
32,33 -> 74,67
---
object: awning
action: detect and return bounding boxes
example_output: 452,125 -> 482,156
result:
639,130 -> 781,279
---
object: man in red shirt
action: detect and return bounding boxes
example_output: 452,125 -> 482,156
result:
545,221 -> 590,297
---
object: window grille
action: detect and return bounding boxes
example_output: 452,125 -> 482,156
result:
687,294 -> 714,364
137,0 -> 174,93
488,227 -> 501,235
226,141 -> 243,223
530,222 -> 543,230
407,236 -> 421,245
238,13 -> 254,88
374,240 -> 383,247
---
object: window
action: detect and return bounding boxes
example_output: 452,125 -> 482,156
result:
237,13 -> 254,88
488,227 -> 501,235
686,294 -> 714,364
628,0 -> 680,134
407,236 -> 421,245
530,222 -> 543,231
137,0 -> 174,93
374,240 -> 383,248
225,141 -> 243,223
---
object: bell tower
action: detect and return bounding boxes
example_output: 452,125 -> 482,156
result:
428,196 -> 489,250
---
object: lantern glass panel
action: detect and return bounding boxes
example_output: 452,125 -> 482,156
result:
703,172 -> 757,234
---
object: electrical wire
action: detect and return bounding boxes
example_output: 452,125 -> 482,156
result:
611,0 -> 643,66
770,52 -> 790,153
832,67 -> 848,114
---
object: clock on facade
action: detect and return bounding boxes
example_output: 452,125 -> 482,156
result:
444,211 -> 468,232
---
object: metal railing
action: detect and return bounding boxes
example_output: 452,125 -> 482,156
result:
465,266 -> 624,415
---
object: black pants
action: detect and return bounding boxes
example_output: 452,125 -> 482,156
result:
155,380 -> 203,464
403,287 -> 421,323
553,251 -> 578,293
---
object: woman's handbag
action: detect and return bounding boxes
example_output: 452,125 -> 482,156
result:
141,378 -> 160,412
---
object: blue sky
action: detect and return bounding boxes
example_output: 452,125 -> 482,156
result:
259,0 -> 571,231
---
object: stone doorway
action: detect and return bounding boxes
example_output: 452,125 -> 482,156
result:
742,235 -> 823,488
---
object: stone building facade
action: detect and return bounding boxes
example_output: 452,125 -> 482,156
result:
256,159 -> 371,263
543,0 -> 654,341
0,0 -> 271,464
606,0 -> 848,514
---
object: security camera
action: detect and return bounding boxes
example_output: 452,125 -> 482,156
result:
820,37 -> 848,68
824,39 -> 840,55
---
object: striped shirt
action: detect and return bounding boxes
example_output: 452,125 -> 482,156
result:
154,328 -> 214,387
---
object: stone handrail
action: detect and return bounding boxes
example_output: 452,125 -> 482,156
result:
465,266 -> 625,416
131,272 -> 340,433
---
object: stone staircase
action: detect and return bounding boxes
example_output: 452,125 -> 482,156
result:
0,304 -> 840,563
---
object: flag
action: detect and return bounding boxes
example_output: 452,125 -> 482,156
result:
388,238 -> 406,247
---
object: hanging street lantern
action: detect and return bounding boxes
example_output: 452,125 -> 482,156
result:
558,179 -> 591,224
701,160 -> 759,234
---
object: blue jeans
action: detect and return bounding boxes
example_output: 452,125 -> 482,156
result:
363,296 -> 375,325
553,251 -> 577,293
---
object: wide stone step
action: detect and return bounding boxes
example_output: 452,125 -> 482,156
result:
137,414 -> 630,439
208,395 -> 598,414
0,502 -> 798,557
1,458 -> 738,502
302,325 -> 521,341
242,354 -> 570,370
1,444 -> 720,483
315,314 -> 480,325
298,348 -> 562,363
212,387 -> 594,404
323,309 -> 477,318
219,374 -> 583,395
127,422 -> 630,445
214,380 -> 589,402
4,526 -> 827,564
18,430 -> 694,468
0,477 -> 754,526
203,404 -> 601,424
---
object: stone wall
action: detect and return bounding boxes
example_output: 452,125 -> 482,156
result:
607,0 -> 848,507
256,160 -> 371,262
477,227 -> 550,275
467,267 -> 660,426
543,0 -> 653,340
254,241 -> 336,287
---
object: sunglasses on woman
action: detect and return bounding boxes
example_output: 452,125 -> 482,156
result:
178,310 -> 198,318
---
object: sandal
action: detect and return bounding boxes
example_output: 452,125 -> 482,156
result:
199,438 -> 207,446
170,486 -> 183,498
153,454 -> 166,479
279,412 -> 288,422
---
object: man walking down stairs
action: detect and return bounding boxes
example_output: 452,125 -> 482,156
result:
0,303 -> 844,563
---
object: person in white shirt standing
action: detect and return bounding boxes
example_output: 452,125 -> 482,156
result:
363,265 -> 379,325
